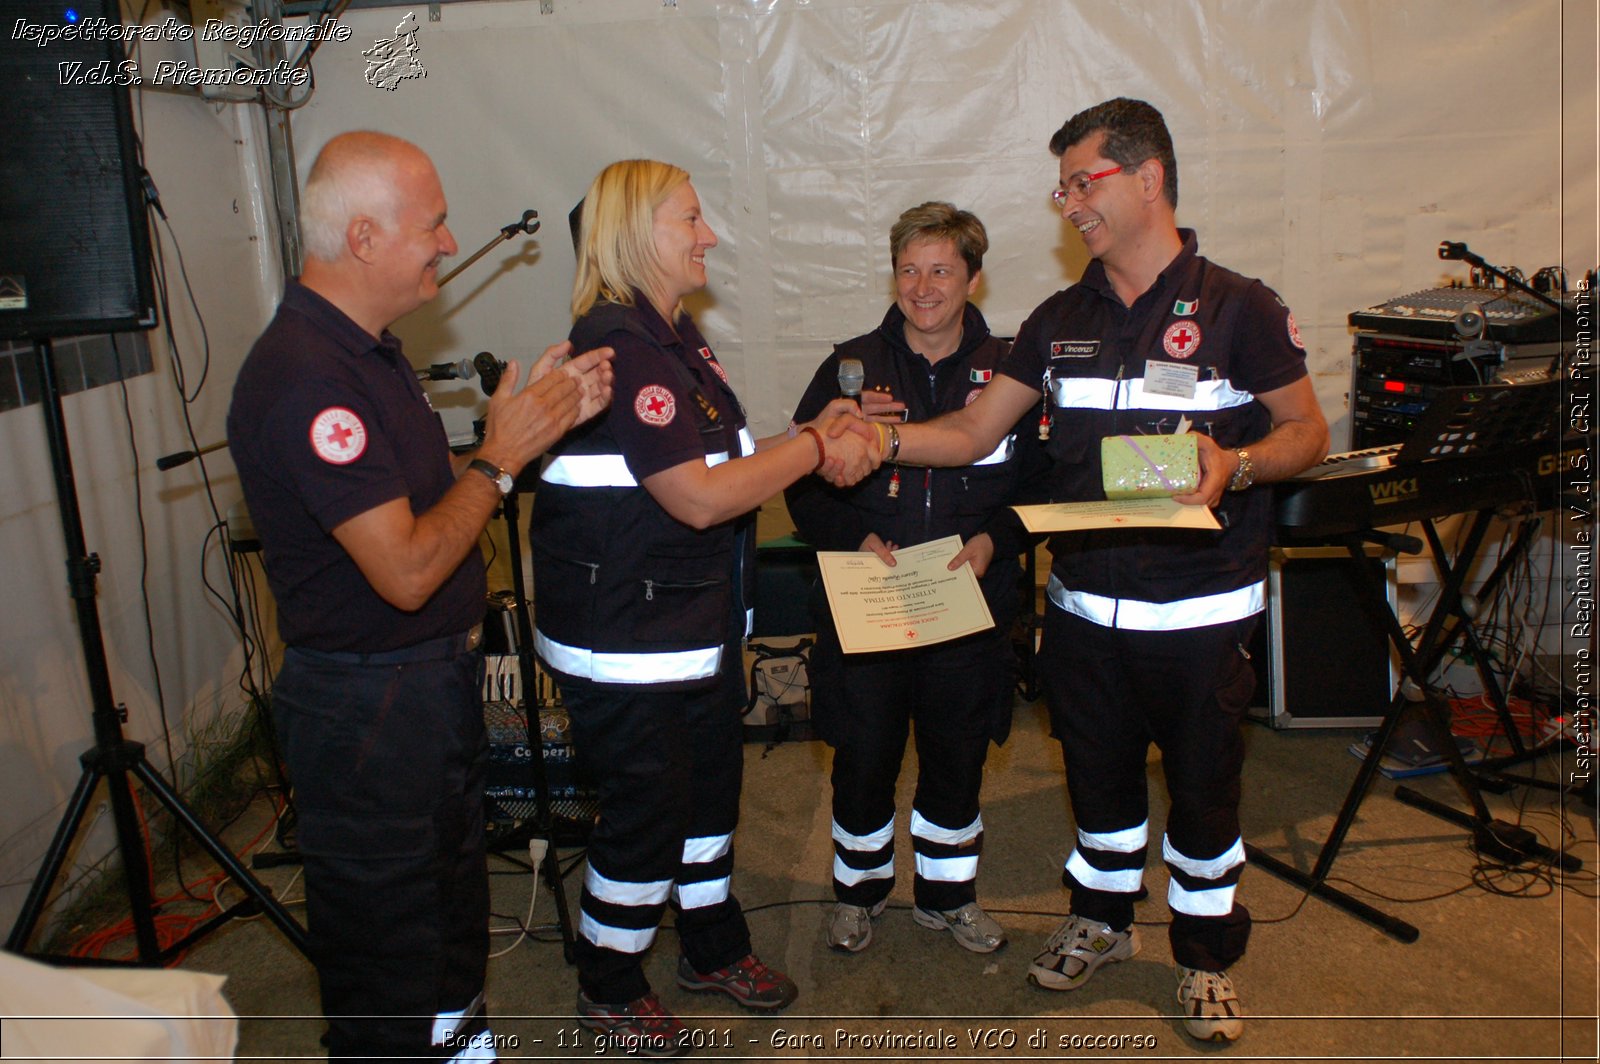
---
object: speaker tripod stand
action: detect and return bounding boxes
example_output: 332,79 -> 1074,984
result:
5,339 -> 308,965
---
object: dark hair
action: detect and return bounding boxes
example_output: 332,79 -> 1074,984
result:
1049,97 -> 1178,209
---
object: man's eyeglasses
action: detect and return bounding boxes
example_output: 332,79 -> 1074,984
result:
1051,166 -> 1124,206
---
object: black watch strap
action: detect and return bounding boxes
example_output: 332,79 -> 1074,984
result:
468,458 -> 513,495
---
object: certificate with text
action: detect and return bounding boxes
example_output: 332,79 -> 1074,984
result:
816,535 -> 995,654
1012,497 -> 1220,533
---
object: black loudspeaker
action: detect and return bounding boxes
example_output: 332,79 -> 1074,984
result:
0,0 -> 156,341
1248,546 -> 1398,729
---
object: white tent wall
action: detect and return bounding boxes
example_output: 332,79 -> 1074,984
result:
0,0 -> 1592,938
296,0 -> 1595,656
0,70 -> 283,936
291,0 -> 1595,444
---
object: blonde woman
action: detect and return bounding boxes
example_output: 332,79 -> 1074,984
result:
530,159 -> 877,1051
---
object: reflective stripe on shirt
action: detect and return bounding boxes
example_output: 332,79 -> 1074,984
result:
535,628 -> 721,683
1048,376 -> 1255,412
970,433 -> 1016,466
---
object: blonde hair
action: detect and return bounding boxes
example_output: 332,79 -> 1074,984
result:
571,159 -> 690,319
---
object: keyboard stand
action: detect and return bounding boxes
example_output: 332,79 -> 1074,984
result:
1423,516 -> 1578,795
1246,509 -> 1579,942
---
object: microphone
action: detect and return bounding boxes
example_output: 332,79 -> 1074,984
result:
416,358 -> 477,382
837,357 -> 865,400
474,351 -> 507,396
156,439 -> 229,471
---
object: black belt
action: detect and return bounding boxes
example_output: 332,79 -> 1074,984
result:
295,623 -> 484,666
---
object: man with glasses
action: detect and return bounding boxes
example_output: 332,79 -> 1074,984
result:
888,97 -> 1328,1042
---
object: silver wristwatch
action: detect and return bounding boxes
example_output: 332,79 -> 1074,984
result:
1227,448 -> 1255,492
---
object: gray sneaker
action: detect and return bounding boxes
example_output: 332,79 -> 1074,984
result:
911,901 -> 1007,953
828,899 -> 887,952
1026,914 -> 1140,990
1176,965 -> 1243,1042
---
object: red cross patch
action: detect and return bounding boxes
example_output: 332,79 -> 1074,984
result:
634,384 -> 677,427
1286,312 -> 1305,350
1162,320 -> 1201,360
699,346 -> 729,385
309,407 -> 367,464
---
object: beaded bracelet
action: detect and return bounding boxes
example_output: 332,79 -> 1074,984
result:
799,425 -> 826,472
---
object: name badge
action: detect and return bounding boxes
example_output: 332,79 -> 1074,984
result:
1144,360 -> 1199,399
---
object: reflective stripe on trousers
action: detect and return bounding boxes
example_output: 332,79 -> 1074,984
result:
1047,574 -> 1263,632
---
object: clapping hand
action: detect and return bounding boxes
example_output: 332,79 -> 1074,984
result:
529,341 -> 615,426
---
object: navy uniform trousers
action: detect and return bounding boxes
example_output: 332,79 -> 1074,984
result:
561,634 -> 753,1005
272,640 -> 492,1063
1037,605 -> 1257,973
817,625 -> 1009,913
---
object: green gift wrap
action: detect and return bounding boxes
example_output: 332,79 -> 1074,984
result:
1101,433 -> 1200,499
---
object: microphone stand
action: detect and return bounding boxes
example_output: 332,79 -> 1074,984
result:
1437,241 -> 1575,319
436,209 -> 540,288
154,439 -> 229,472
154,209 -> 544,472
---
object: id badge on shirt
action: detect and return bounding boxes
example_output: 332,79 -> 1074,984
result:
1143,359 -> 1199,399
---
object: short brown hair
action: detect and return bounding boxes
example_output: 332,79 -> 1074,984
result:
889,201 -> 987,276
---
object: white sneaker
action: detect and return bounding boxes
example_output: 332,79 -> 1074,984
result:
1176,965 -> 1243,1042
912,902 -> 1006,953
827,899 -> 886,952
1026,914 -> 1139,990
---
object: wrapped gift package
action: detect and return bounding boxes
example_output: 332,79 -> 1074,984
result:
1101,433 -> 1200,499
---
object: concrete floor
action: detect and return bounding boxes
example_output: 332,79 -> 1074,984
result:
176,696 -> 1598,1063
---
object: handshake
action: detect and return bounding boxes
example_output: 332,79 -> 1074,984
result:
801,393 -> 907,489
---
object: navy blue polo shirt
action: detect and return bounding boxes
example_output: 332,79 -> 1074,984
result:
997,229 -> 1309,607
602,296 -> 748,480
227,281 -> 485,652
